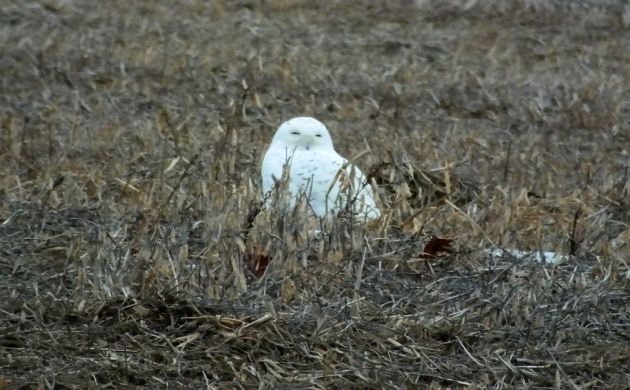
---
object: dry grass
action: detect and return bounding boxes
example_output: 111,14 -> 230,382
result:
1,0 -> 629,388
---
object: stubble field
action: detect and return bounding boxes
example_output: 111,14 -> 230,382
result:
1,1 -> 629,388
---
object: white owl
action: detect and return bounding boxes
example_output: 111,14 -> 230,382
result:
261,117 -> 381,221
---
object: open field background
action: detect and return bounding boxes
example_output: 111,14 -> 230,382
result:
1,0 -> 629,388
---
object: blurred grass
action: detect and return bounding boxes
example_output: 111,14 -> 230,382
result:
0,0 -> 628,388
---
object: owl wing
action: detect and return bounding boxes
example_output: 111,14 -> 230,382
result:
304,150 -> 380,220
261,145 -> 293,196
331,155 -> 381,220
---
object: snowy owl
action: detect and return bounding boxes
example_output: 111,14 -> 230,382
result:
261,117 -> 381,221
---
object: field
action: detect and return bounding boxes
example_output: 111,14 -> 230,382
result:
1,0 -> 629,388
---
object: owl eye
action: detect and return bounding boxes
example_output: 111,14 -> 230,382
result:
290,131 -> 300,135
315,134 -> 322,137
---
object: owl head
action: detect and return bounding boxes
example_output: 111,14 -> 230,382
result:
271,117 -> 335,151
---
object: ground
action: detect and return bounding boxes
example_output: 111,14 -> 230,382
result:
1,0 -> 629,388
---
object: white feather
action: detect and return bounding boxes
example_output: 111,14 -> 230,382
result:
261,117 -> 380,220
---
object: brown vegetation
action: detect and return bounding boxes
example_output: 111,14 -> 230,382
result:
1,0 -> 628,388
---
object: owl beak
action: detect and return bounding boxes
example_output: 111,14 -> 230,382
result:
305,141 -> 312,150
